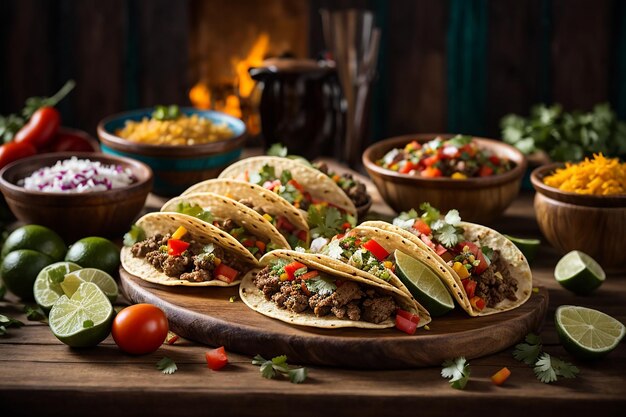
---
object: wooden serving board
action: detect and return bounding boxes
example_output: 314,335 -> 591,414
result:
120,267 -> 549,369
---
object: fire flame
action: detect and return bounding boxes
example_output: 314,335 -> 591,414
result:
189,32 -> 269,127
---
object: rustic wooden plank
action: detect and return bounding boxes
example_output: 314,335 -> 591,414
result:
387,0 -> 447,135
486,0 -> 543,138
133,0 -> 190,107
551,0 -> 612,111
71,0 -> 126,135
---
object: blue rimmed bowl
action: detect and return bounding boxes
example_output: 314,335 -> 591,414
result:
97,108 -> 247,196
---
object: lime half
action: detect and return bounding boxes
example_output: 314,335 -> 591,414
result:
555,251 -> 605,295
65,269 -> 118,303
555,305 -> 625,360
504,235 -> 540,263
394,250 -> 454,316
33,262 -> 82,313
49,282 -> 114,348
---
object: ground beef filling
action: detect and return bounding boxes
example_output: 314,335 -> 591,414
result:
252,266 -> 397,324
474,250 -> 518,308
130,233 -> 247,282
314,162 -> 370,208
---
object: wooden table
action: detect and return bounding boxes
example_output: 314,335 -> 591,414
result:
1,177 -> 625,417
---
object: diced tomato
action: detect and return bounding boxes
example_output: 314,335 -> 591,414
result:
300,270 -> 319,280
470,296 -> 486,311
284,261 -> 306,280
335,233 -> 345,240
165,333 -> 179,345
479,166 -> 494,177
296,230 -> 308,242
214,263 -> 239,283
435,244 -> 447,256
241,239 -> 255,247
421,167 -> 442,178
395,315 -> 418,335
462,279 -> 477,299
255,240 -> 266,253
420,234 -> 436,250
440,251 -> 454,262
276,216 -> 295,232
423,154 -> 439,167
167,239 -> 190,256
412,219 -> 431,235
456,241 -> 488,275
341,222 -> 352,230
399,161 -> 418,174
489,156 -> 501,166
205,346 -> 228,371
491,367 -> 511,386
396,308 -> 420,324
287,179 -> 304,192
362,239 -> 390,261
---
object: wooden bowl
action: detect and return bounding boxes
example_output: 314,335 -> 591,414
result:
0,152 -> 153,242
98,108 -> 247,197
362,134 -> 527,224
531,163 -> 626,270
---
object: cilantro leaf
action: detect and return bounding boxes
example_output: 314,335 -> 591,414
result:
447,135 -> 472,148
280,170 -> 293,185
435,224 -> 461,248
441,357 -> 470,389
305,276 -> 337,297
23,305 -> 47,322
123,224 -> 146,247
513,333 -> 542,365
175,202 -> 213,223
267,143 -> 288,157
419,203 -> 440,225
307,205 -> 344,239
0,314 -> 24,336
551,356 -> 579,379
156,357 -> 177,375
534,353 -> 558,383
444,209 -> 461,226
252,354 -> 308,384
258,164 -> 276,184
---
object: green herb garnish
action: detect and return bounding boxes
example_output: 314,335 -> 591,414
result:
513,333 -> 580,383
23,305 -> 47,322
252,354 -> 308,384
305,275 -> 337,297
441,357 -> 470,389
307,205 -> 353,239
152,105 -> 181,121
123,224 -> 146,247
156,357 -> 178,375
0,314 -> 24,336
267,143 -> 288,157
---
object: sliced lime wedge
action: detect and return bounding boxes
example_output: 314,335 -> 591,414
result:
66,268 -> 118,303
555,305 -> 625,360
48,282 -> 114,348
33,262 -> 82,313
554,251 -> 605,295
504,234 -> 540,263
394,249 -> 454,316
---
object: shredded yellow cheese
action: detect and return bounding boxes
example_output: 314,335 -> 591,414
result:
543,154 -> 626,195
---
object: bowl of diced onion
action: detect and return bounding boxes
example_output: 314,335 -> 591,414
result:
0,152 -> 153,241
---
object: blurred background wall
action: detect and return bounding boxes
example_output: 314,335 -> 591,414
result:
1,0 -> 624,146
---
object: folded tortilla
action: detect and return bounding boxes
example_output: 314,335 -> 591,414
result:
239,249 -> 431,329
121,212 -> 257,286
360,221 -> 533,316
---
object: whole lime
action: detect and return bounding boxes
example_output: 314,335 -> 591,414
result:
1,225 -> 67,262
0,249 -> 54,300
64,237 -> 120,276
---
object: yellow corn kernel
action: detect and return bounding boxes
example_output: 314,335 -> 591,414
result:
171,226 -> 187,240
263,213 -> 273,222
280,273 -> 289,281
453,261 -> 470,279
468,255 -> 476,263
383,261 -> 394,269
451,172 -> 467,180
213,257 -> 222,266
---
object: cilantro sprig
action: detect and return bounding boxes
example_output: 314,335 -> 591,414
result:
156,357 -> 178,375
0,314 -> 24,336
441,357 -> 470,389
513,333 -> 579,383
252,354 -> 308,384
308,205 -> 352,239
123,224 -> 146,247
174,202 -> 214,223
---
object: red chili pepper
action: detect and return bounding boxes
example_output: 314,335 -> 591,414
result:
14,106 -> 60,149
412,219 -> 431,236
300,281 -> 311,296
167,239 -> 190,256
214,263 -> 239,283
287,179 -> 304,192
283,261 -> 306,280
361,239 -> 390,261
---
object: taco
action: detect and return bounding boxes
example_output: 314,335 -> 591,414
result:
362,204 -> 532,316
239,249 -> 431,329
161,192 -> 291,260
181,179 -> 310,248
121,212 -> 257,286
218,156 -> 357,239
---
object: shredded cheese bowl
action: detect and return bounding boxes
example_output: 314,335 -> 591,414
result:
97,108 -> 247,196
531,162 -> 626,270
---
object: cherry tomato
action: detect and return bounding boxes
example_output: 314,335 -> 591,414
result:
0,141 -> 37,169
14,107 -> 61,149
46,131 -> 96,153
112,304 -> 169,355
